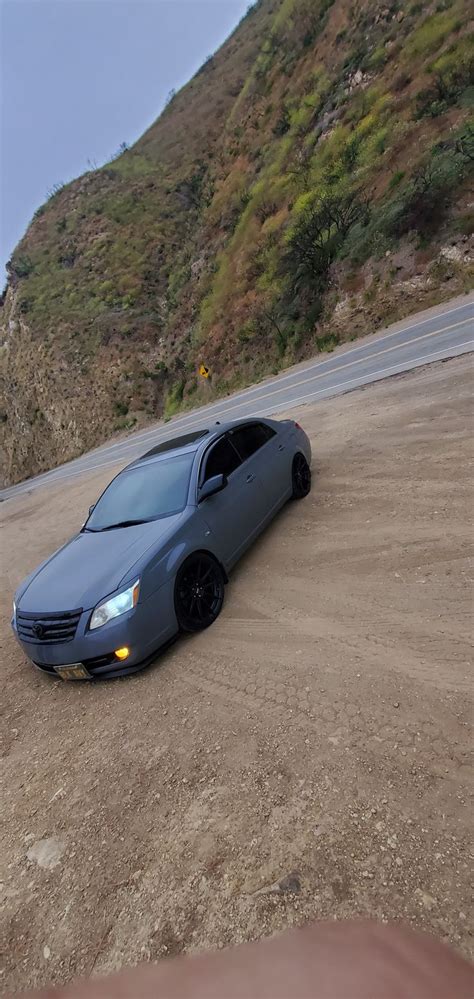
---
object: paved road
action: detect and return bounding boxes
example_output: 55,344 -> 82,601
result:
2,295 -> 473,502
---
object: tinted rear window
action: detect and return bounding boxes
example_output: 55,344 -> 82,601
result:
229,423 -> 275,461
141,429 -> 208,460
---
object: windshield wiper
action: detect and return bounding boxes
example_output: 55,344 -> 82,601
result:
97,519 -> 152,532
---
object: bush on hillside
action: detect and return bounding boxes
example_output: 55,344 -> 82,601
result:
342,132 -> 472,266
415,54 -> 474,118
163,380 -> 185,420
285,191 -> 369,291
8,255 -> 35,280
384,146 -> 469,238
454,123 -> 474,161
114,401 -> 129,417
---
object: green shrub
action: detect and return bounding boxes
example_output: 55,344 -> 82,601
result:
10,255 -> 35,278
46,181 -> 65,201
453,122 -> 474,161
345,139 -> 470,261
163,379 -> 185,420
273,106 -> 291,136
114,400 -> 129,416
393,70 -> 412,93
358,126 -> 388,168
341,134 -> 361,171
415,56 -> 474,118
383,147 -> 468,238
316,331 -> 339,352
290,102 -> 315,135
298,297 -> 324,332
366,45 -> 387,71
459,85 -> 474,108
453,211 -> 474,237
415,94 -> 449,118
274,322 -> 290,357
406,11 -> 460,58
114,417 -> 137,431
389,170 -> 406,190
340,219 -> 389,265
286,191 -> 369,292
238,319 -> 258,343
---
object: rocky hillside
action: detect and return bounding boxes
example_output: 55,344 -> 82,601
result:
1,0 -> 473,485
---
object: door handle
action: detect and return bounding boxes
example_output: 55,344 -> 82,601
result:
246,473 -> 256,483
278,444 -> 285,451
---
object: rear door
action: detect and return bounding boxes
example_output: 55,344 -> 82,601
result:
229,422 -> 290,513
198,434 -> 267,566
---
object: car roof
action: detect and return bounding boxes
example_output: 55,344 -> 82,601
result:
126,417 -> 276,470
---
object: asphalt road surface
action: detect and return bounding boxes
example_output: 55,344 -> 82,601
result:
2,294 -> 473,501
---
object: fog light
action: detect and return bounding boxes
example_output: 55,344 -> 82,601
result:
115,646 -> 130,661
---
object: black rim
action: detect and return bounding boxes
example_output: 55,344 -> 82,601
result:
294,454 -> 311,494
176,556 -> 222,628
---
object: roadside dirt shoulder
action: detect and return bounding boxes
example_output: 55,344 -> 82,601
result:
1,356 -> 472,992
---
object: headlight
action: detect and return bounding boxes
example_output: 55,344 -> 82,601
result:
89,580 -> 140,631
12,598 -> 17,621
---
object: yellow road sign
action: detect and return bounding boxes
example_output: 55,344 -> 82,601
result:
199,364 -> 210,379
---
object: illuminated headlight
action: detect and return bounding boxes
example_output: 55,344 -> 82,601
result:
89,580 -> 140,631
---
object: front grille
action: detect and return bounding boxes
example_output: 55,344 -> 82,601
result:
17,609 -> 82,644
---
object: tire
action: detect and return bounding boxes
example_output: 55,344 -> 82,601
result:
292,452 -> 311,499
175,553 -> 225,633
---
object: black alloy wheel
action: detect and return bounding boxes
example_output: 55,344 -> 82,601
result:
175,553 -> 225,633
292,453 -> 311,499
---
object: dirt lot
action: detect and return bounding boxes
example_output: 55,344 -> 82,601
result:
1,357 -> 473,993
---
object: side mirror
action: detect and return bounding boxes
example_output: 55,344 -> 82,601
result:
199,474 -> 227,503
88,503 -> 96,517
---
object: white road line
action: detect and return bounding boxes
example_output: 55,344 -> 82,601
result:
249,340 -> 474,416
79,314 -> 474,461
2,303 -> 473,499
12,338 -> 473,495
153,317 -> 472,426
77,299 -> 474,458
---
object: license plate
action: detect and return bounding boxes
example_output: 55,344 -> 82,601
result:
55,663 -> 91,680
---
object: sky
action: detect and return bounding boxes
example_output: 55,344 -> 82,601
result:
0,0 -> 250,280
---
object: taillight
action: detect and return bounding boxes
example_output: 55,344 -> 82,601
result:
294,421 -> 302,430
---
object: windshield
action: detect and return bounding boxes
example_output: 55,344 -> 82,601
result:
86,452 -> 195,531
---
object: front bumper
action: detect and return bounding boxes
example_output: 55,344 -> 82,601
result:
12,579 -> 178,679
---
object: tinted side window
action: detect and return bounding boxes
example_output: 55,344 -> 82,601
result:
230,423 -> 275,461
259,423 -> 276,442
203,437 -> 242,482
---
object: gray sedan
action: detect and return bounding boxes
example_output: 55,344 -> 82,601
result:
12,418 -> 312,679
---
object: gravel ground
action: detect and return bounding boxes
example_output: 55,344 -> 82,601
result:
1,356 -> 473,993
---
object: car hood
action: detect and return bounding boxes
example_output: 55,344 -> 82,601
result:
17,514 -> 184,613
